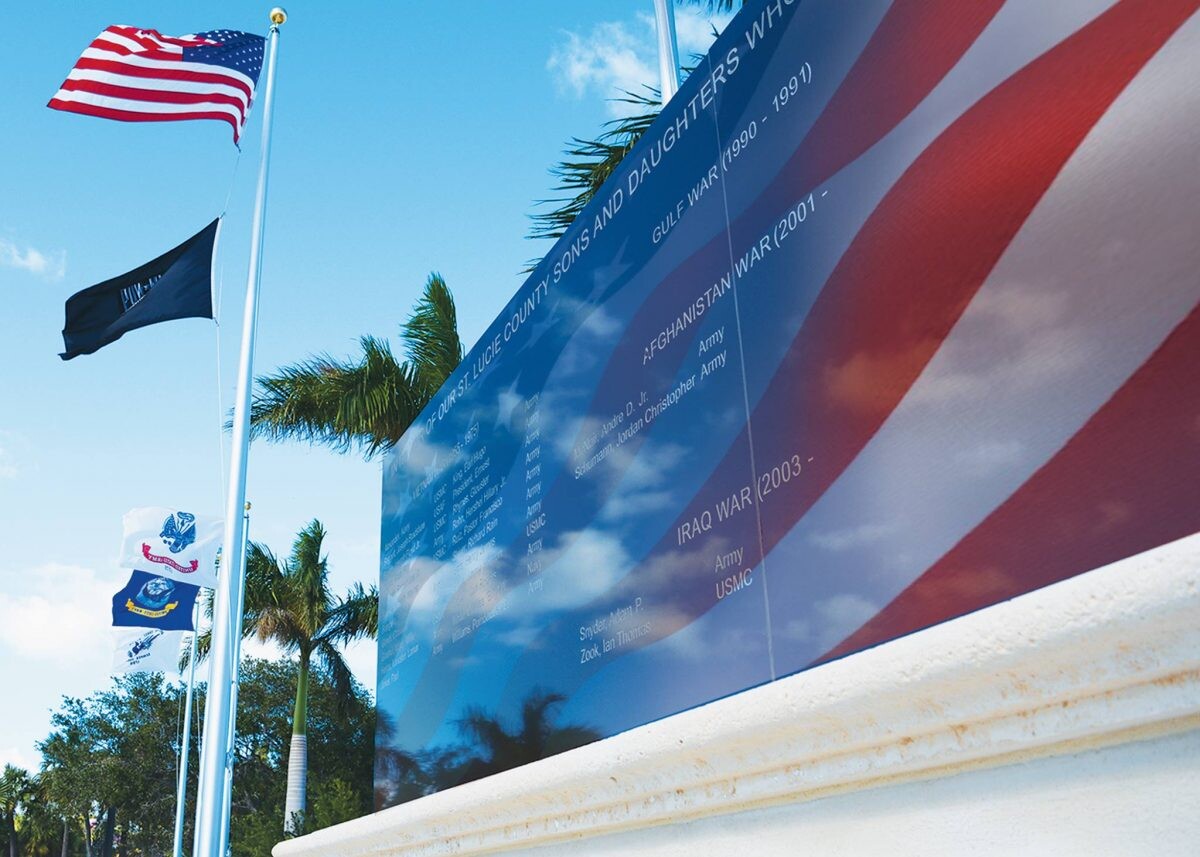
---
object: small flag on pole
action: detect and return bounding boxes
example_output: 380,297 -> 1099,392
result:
119,507 -> 222,588
60,219 -> 219,360
113,628 -> 187,675
48,26 -> 265,143
113,570 -> 200,631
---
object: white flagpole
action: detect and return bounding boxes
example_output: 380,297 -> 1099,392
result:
193,9 -> 287,857
171,609 -> 200,857
218,504 -> 251,857
652,0 -> 681,102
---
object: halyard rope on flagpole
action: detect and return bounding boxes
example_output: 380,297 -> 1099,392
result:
193,9 -> 287,857
214,141 -> 242,507
219,148 -> 244,222
172,606 -> 200,857
218,504 -> 251,857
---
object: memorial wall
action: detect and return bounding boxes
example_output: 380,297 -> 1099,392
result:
374,0 -> 1200,808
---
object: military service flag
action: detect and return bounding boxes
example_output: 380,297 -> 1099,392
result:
112,628 -> 186,675
112,570 -> 199,631
60,219 -> 218,360
119,507 -> 221,588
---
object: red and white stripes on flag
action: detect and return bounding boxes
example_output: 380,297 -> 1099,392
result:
48,25 -> 265,143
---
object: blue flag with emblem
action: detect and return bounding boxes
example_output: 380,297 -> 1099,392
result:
112,570 -> 199,630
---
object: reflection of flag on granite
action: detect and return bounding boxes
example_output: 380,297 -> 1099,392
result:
112,628 -> 186,674
60,220 -> 218,360
118,507 -> 221,588
112,570 -> 198,630
372,0 -> 1200,805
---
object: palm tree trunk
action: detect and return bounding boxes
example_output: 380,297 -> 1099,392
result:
283,658 -> 310,834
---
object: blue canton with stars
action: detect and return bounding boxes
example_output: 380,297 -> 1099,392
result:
183,30 -> 265,84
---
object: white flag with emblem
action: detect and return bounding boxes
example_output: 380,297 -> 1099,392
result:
119,507 -> 221,588
112,628 -> 186,675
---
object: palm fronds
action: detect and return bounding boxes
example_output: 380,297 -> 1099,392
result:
324,582 -> 379,646
682,0 -> 740,11
528,90 -> 663,243
246,273 -> 462,459
402,272 -> 464,396
245,335 -> 422,457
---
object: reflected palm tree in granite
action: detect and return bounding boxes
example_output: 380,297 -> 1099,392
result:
375,690 -> 601,809
373,710 -> 431,810
454,690 -> 600,784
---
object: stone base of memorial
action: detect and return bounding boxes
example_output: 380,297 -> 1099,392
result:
274,533 -> 1200,857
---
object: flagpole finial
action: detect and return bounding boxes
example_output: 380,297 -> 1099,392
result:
269,7 -> 287,25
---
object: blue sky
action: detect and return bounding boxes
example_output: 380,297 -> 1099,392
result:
0,1 -> 728,774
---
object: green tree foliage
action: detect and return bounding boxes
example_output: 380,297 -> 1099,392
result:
227,659 -> 374,855
528,0 -> 743,245
527,90 -> 662,244
1,764 -> 33,857
2,764 -> 81,857
194,521 -> 377,834
247,6 -> 738,456
29,658 -> 373,857
245,273 -> 463,458
36,673 -> 196,857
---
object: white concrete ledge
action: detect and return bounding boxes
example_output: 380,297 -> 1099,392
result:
276,534 -> 1200,857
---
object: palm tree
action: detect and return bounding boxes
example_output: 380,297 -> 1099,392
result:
0,765 -> 31,857
246,272 -> 463,458
196,521 -> 378,834
455,691 -> 600,784
526,0 -> 744,244
249,4 -> 737,454
248,521 -> 377,834
12,774 -> 69,857
528,90 -> 662,245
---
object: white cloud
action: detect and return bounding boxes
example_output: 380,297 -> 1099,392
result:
549,23 -> 654,109
0,237 -> 66,282
808,522 -> 897,552
408,543 -> 506,625
0,745 -> 40,774
0,564 -> 114,668
954,439 -> 1025,475
814,593 -> 878,650
548,8 -> 732,117
658,619 -> 762,662
671,8 -> 728,52
904,284 -> 1093,409
776,617 -> 812,643
0,431 -> 27,479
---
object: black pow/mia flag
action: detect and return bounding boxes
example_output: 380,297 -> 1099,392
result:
60,219 -> 219,360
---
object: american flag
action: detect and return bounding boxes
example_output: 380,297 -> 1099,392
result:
48,25 -> 266,144
376,0 -> 1200,742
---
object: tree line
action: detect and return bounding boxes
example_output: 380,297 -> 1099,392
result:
2,665 -> 600,856
5,4 -> 735,852
1,659 -> 373,857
